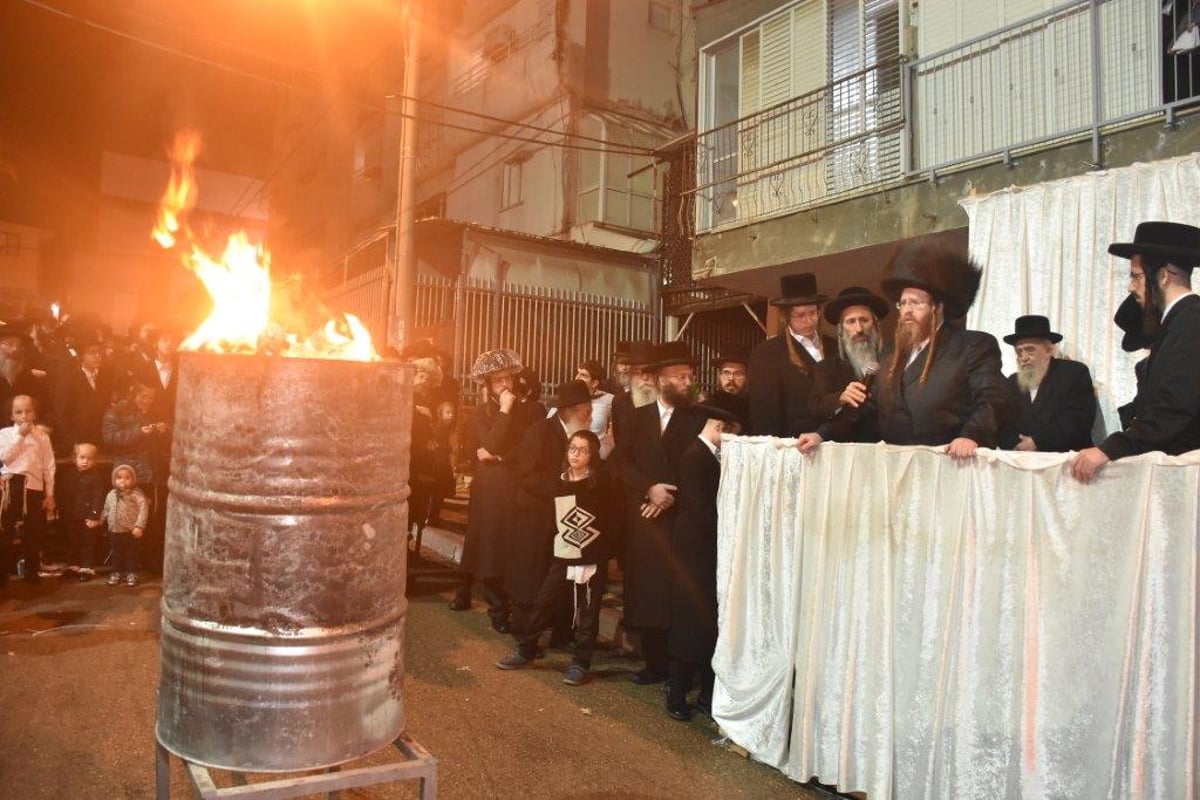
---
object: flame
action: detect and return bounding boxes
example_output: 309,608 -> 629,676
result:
152,131 -> 378,361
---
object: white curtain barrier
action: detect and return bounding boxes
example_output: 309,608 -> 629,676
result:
713,437 -> 1200,800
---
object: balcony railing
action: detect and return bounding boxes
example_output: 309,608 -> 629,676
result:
694,0 -> 1197,234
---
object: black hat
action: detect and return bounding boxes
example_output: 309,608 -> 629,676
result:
1108,221 -> 1200,267
823,286 -> 890,325
1113,294 -> 1152,352
770,273 -> 827,308
0,324 -> 35,351
880,242 -> 982,320
649,340 -> 695,369
1002,315 -> 1063,345
550,379 -> 592,409
612,340 -> 632,362
694,391 -> 748,427
710,344 -> 750,369
623,339 -> 655,367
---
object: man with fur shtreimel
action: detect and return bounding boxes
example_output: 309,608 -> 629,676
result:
798,241 -> 1015,459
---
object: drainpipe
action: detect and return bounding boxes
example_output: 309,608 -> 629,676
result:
391,0 -> 421,349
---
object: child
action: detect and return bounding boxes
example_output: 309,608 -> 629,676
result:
496,430 -> 618,686
58,442 -> 106,581
0,395 -> 56,585
103,464 -> 148,587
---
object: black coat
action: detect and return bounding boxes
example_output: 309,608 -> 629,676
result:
52,366 -> 116,455
871,326 -> 1014,447
1101,293 -> 1200,459
747,333 -> 839,437
610,390 -> 635,447
814,354 -> 880,443
668,438 -> 721,665
460,400 -> 536,579
614,402 -> 704,629
1002,358 -> 1096,452
507,416 -> 570,603
58,466 -> 106,523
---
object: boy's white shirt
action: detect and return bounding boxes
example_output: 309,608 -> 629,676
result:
0,424 -> 56,496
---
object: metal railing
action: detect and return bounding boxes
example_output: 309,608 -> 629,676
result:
694,0 -> 1198,233
694,58 -> 905,233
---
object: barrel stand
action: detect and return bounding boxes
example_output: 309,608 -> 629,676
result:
155,732 -> 437,800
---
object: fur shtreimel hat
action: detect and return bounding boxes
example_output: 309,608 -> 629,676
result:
469,349 -> 523,381
880,242 -> 982,320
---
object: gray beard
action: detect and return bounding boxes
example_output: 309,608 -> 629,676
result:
839,333 -> 881,379
1016,364 -> 1046,393
631,383 -> 658,408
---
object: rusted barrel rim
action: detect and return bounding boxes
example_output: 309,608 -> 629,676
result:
160,603 -> 408,641
167,479 -> 411,513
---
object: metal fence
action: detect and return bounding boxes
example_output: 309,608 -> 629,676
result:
908,0 -> 1160,175
694,58 -> 905,233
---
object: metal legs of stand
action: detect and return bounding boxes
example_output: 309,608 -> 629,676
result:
155,733 -> 437,799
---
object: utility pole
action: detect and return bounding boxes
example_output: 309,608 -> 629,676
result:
391,0 -> 420,350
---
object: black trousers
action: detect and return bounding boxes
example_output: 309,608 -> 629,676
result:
668,658 -> 715,704
455,575 -> 510,625
635,626 -> 669,674
1,477 -> 44,580
511,561 -> 607,669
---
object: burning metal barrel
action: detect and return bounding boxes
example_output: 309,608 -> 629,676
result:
156,352 -> 411,772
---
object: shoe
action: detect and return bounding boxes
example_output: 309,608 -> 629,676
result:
108,572 -> 123,586
490,619 -> 511,634
495,651 -> 531,670
562,664 -> 589,686
697,693 -> 713,717
78,568 -> 95,583
126,573 -> 139,587
448,596 -> 471,611
631,667 -> 667,685
666,696 -> 692,722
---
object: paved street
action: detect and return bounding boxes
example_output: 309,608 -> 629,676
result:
0,560 -> 819,799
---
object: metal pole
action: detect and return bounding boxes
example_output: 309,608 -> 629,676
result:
392,0 -> 421,350
1088,0 -> 1103,168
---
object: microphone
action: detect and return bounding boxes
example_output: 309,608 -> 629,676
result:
830,362 -> 879,420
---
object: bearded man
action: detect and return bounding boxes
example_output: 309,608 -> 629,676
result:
1072,222 -> 1200,482
614,340 -> 705,685
798,243 -> 1013,458
609,340 -> 656,446
748,273 -> 839,437
813,286 -> 888,442
708,345 -> 750,425
1000,315 -> 1096,452
602,340 -> 633,396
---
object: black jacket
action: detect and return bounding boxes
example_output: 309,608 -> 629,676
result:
748,333 -> 839,437
1101,293 -> 1200,459
669,438 -> 722,665
58,466 -> 106,522
1002,358 -> 1096,452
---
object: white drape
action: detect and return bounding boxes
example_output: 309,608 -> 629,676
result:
961,153 -> 1200,438
713,437 -> 1200,800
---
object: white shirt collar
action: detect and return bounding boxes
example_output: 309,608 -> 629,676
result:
656,398 -> 673,417
1161,291 -> 1195,323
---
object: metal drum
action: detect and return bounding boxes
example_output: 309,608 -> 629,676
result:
156,352 -> 411,772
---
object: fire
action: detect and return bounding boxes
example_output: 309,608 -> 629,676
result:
152,131 -> 378,361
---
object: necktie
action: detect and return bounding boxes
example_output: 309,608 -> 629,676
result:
660,409 -> 672,433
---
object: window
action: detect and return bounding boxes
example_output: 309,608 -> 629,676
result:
0,232 -> 19,256
500,158 -> 523,209
575,115 -> 662,234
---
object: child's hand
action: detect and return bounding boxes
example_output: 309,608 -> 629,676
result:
132,527 -> 145,539
85,518 -> 101,529
17,421 -> 34,437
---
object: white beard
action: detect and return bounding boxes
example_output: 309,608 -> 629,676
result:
1016,364 -> 1046,393
631,383 -> 658,408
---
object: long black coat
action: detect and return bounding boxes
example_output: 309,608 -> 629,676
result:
507,415 -> 569,603
460,400 -> 536,579
614,402 -> 704,630
1101,293 -> 1200,459
1003,358 -> 1096,452
747,333 -> 839,437
814,354 -> 880,443
52,366 -> 116,455
668,438 -> 721,665
871,326 -> 1014,447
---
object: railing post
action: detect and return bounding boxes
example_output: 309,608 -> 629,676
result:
901,57 -> 914,175
1089,0 -> 1104,168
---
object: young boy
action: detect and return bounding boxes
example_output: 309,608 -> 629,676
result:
0,395 -> 56,585
59,442 -> 106,581
103,464 -> 148,587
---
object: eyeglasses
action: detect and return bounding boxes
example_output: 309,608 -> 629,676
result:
1129,271 -> 1145,284
567,445 -> 591,455
719,369 -> 746,379
895,299 -> 932,310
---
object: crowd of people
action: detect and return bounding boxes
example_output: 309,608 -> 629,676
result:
0,315 -> 178,586
4,220 -> 1196,725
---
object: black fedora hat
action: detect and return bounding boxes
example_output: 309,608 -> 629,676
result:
612,340 -> 632,362
624,339 -> 656,367
0,323 -> 35,352
1002,315 -> 1063,345
770,273 -> 827,308
550,379 -> 593,409
1113,294 -> 1151,352
710,344 -> 750,369
1108,221 -> 1200,267
649,340 -> 695,369
823,286 -> 890,325
694,391 -> 748,428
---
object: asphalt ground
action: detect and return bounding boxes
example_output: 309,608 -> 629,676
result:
0,561 -> 822,799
